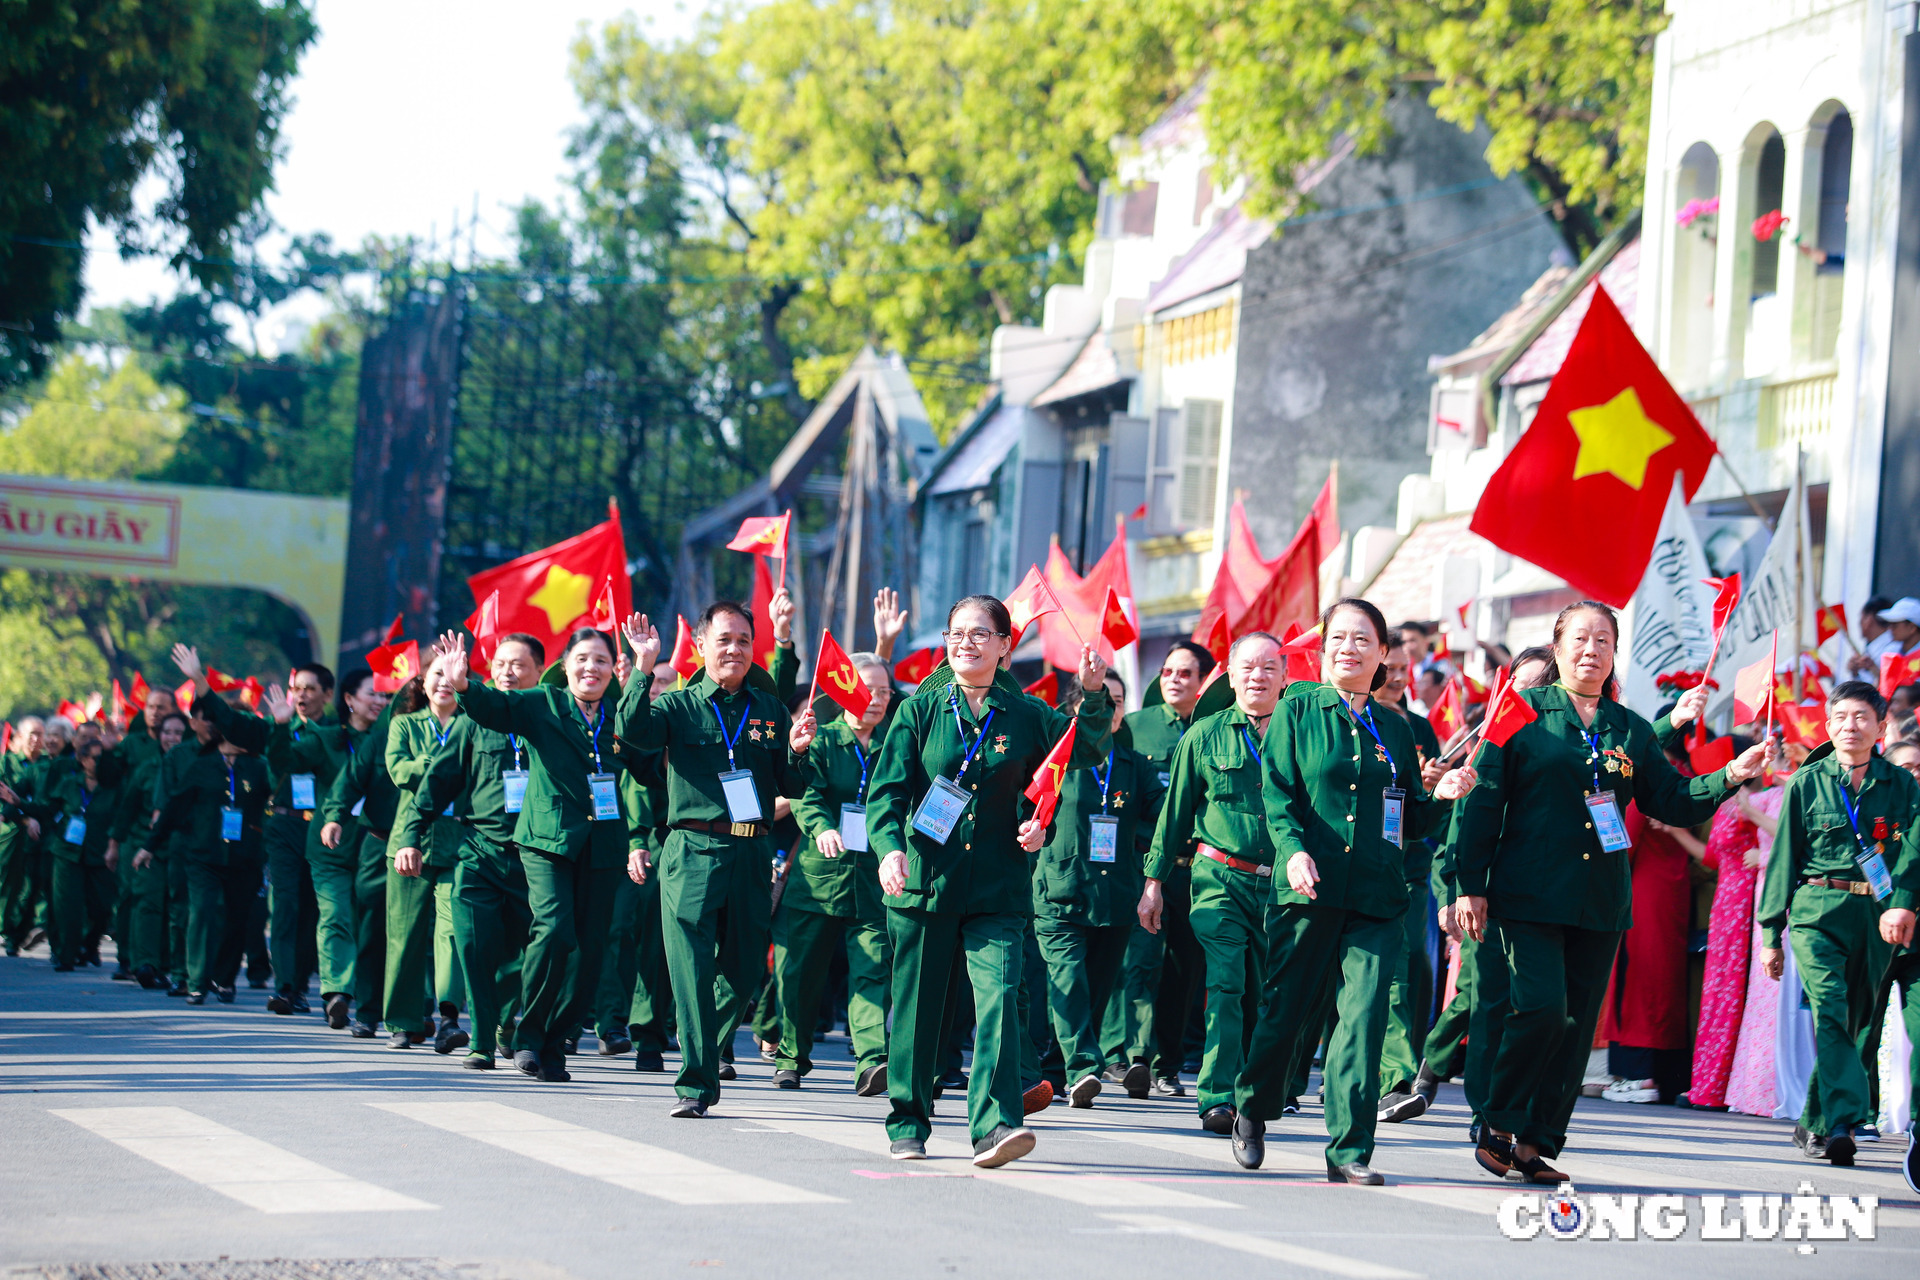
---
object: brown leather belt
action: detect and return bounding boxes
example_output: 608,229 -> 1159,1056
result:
1197,842 -> 1272,877
1803,877 -> 1874,896
675,819 -> 770,838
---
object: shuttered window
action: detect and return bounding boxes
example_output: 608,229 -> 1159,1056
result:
1177,399 -> 1222,530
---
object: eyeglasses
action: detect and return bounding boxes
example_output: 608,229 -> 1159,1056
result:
1159,666 -> 1201,679
943,628 -> 1007,646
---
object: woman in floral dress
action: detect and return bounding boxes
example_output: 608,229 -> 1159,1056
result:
1683,785 -> 1761,1108
1725,780 -> 1785,1116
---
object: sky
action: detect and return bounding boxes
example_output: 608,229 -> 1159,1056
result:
82,0 -> 701,353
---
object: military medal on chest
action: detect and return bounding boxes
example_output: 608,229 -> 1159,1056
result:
992,734 -> 1009,755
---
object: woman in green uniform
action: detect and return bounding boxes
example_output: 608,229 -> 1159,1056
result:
46,735 -> 123,972
868,595 -> 1111,1167
438,624 -> 631,1082
781,650 -> 895,1095
1228,598 -> 1478,1183
1037,671 -> 1164,1108
116,711 -> 188,987
0,717 -> 47,955
1455,601 -> 1771,1183
317,675 -> 399,1036
382,653 -> 470,1051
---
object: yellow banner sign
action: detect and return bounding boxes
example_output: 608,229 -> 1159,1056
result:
0,480 -> 181,567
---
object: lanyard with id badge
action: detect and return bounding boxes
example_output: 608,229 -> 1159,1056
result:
1839,776 -> 1898,900
287,723 -> 317,809
222,761 -> 244,842
64,787 -> 93,845
1351,703 -> 1405,848
1579,727 -> 1633,853
502,733 -> 529,815
836,740 -> 870,856
912,694 -> 994,845
1089,752 -> 1119,862
578,702 -> 621,821
711,698 -> 764,825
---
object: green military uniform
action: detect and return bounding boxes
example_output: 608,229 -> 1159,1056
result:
400,711 -> 532,1064
320,701 -> 401,1026
1147,704 -> 1277,1121
783,717 -> 893,1082
594,764 -> 672,1060
1377,703 -> 1441,1096
1756,745 -> 1920,1142
868,666 -> 1112,1146
615,665 -> 811,1106
266,712 -> 356,1006
0,748 -> 45,951
1421,805 -> 1508,1124
150,744 -> 270,994
44,765 -> 121,969
1234,683 -> 1451,1169
458,680 -> 627,1074
101,717 -> 165,974
109,744 -> 172,981
383,708 -> 469,1037
1035,738 -> 1163,1092
26,751 -> 71,956
151,738 -> 202,987
1457,684 -> 1733,1157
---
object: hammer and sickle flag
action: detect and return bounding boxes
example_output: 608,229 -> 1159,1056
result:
813,628 -> 872,718
727,511 -> 792,563
367,639 -> 421,694
1023,721 -> 1078,832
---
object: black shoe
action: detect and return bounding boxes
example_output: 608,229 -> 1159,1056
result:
388,1031 -> 412,1049
1231,1113 -> 1266,1169
670,1098 -> 709,1118
939,1067 -> 967,1089
889,1137 -> 926,1160
349,1019 -> 376,1039
717,1062 -> 737,1081
53,962 -> 74,973
1201,1104 -> 1236,1135
135,964 -> 162,989
1328,1162 -> 1385,1185
598,1033 -> 632,1057
247,977 -> 267,989
539,1060 -> 571,1083
324,993 -> 350,1029
3,942 -> 15,956
1512,1153 -> 1569,1184
971,1125 -> 1036,1168
514,1050 -> 541,1077
1904,1129 -> 1918,1195
1152,1075 -> 1185,1098
266,993 -> 293,1015
563,1035 -> 580,1055
1282,1098 -> 1300,1115
1824,1127 -> 1856,1167
434,1020 -> 470,1055
167,980 -> 189,997
1475,1130 -> 1516,1178
855,1063 -> 888,1096
462,1052 -> 494,1070
1069,1074 -> 1102,1108
289,993 -> 310,1014
185,990 -> 206,1005
773,1068 -> 801,1089
1412,1062 -> 1441,1106
1121,1061 -> 1151,1099
1379,1090 -> 1428,1123
1793,1124 -> 1827,1160
111,968 -> 134,981
635,1049 -> 666,1072
214,985 -> 235,1004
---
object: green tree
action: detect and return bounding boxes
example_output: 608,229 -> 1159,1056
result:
0,0 -> 317,386
1128,0 -> 1664,253
0,352 -> 186,478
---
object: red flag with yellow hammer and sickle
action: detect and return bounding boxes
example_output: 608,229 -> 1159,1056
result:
812,629 -> 872,718
1023,721 -> 1078,831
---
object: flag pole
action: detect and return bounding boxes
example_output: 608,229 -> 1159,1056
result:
808,628 -> 823,706
1792,448 -> 1806,704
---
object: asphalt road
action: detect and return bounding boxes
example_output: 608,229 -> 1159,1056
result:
2,945 -> 1915,1280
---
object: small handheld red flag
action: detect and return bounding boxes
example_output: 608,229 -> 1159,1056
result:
204,668 -> 244,693
588,576 -> 618,632
1815,603 -> 1847,646
129,672 -> 151,710
1023,671 -> 1060,707
1428,678 -> 1467,742
382,613 -> 405,645
237,678 -> 264,710
669,615 -> 700,680
1127,501 -> 1149,522
463,589 -> 502,675
110,680 -> 128,728
367,640 -> 422,694
173,680 -> 196,715
893,647 -> 938,684
812,630 -> 873,718
1023,722 -> 1078,831
1481,672 -> 1539,748
1280,622 -> 1321,684
1777,704 -> 1830,749
1099,585 -> 1138,650
1700,573 -> 1742,684
727,511 -> 792,562
1687,733 -> 1736,775
1732,633 -> 1778,727
1879,650 -> 1920,700
1005,565 -> 1065,647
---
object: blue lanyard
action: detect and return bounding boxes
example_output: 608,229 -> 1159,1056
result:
1239,727 -> 1262,763
710,697 -> 749,770
1579,727 -> 1606,793
509,733 -> 524,771
577,700 -> 606,771
1838,771 -> 1877,857
1094,750 -> 1115,812
434,721 -> 451,748
225,761 -> 237,807
948,691 -> 996,781
77,787 -> 94,815
852,739 -> 869,802
1350,702 -> 1397,786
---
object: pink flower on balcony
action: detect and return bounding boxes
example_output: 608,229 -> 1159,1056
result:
1675,197 -> 1720,228
1751,210 -> 1790,242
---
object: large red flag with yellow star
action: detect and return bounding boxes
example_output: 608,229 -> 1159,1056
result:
465,502 -> 631,670
1469,285 -> 1716,606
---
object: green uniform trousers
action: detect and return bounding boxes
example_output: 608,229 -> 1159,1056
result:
113,844 -> 135,967
1189,857 -> 1272,1116
658,833 -> 772,1103
594,874 -> 642,1040
165,854 -> 190,982
1151,863 -> 1206,1082
1789,889 -> 1897,1136
126,853 -> 171,974
1485,917 -> 1621,1156
1425,980 -> 1470,1078
1459,934 -> 1511,1122
777,901 -> 891,1075
184,855 -> 261,993
0,824 -> 32,945
308,822 -> 361,998
265,815 -> 318,996
885,906 -> 1025,1144
1237,904 -> 1402,1168
351,827 -> 390,1022
622,872 -> 674,1050
1098,923 -> 1162,1069
1379,880 -> 1432,1094
518,847 -> 620,1064
51,858 -> 115,967
383,860 -> 465,1034
450,838 -> 531,1059
1036,918 -> 1132,1084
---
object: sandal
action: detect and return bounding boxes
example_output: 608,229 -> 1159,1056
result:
1474,1130 -> 1516,1178
1512,1153 -> 1569,1184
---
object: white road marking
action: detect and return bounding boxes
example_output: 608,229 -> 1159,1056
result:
51,1106 -> 435,1214
1103,1213 -> 1422,1278
373,1100 -> 841,1206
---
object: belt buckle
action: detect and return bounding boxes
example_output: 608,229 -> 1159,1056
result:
730,822 -> 757,838
1253,863 -> 1272,877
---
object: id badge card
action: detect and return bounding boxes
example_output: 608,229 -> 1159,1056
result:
1089,814 -> 1119,862
221,807 -> 244,841
289,774 -> 317,809
1856,845 -> 1896,901
64,816 -> 86,845
1381,787 -> 1406,849
502,769 -> 529,814
1157,770 -> 1172,789
588,773 -> 621,822
911,775 -> 972,845
1584,790 -> 1632,853
350,796 -> 365,817
839,803 -> 868,854
718,769 -> 763,824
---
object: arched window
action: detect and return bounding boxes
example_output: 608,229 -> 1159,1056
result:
1741,125 -> 1788,378
1812,108 -> 1852,361
1669,142 -> 1720,389
1751,131 -> 1786,298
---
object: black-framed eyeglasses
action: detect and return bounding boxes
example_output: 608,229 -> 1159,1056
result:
943,628 -> 1008,646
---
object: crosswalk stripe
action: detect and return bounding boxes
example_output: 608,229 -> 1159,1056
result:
1102,1213 -> 1423,1279
372,1100 -> 841,1206
51,1106 -> 436,1214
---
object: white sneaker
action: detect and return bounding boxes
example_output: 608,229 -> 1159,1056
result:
1601,1077 -> 1659,1104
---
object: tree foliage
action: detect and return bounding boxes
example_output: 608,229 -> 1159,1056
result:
0,0 -> 317,385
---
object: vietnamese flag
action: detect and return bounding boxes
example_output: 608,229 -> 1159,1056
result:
1469,285 -> 1718,606
1099,585 -> 1138,651
893,647 -> 938,684
381,613 -> 404,645
129,672 -> 151,711
727,511 -> 791,562
465,503 -> 631,672
367,640 -> 422,694
749,556 -> 778,669
1879,650 -> 1920,700
173,680 -> 196,715
110,680 -> 129,728
812,629 -> 872,718
1428,677 -> 1467,742
1687,733 -> 1736,774
1778,704 -> 1830,749
1280,622 -> 1321,684
237,678 -> 264,710
463,590 -> 502,676
1481,671 -> 1539,748
1815,603 -> 1847,646
1023,721 -> 1078,831
588,576 -> 618,632
205,668 -> 244,693
1200,610 -> 1231,671
1732,633 -> 1779,726
1023,670 -> 1060,707
1005,565 -> 1064,647
668,615 -> 700,680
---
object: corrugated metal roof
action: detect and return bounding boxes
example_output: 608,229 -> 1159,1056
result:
1502,238 -> 1641,386
927,403 -> 1022,496
1032,330 -> 1127,407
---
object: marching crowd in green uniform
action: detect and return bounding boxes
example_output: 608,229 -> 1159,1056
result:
4,585 -> 1917,1188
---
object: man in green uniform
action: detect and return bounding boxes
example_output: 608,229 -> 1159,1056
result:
0,718 -> 47,955
100,685 -> 175,980
1108,640 -> 1211,1098
1139,632 -> 1282,1134
319,689 -> 400,1036
1757,681 -> 1920,1167
1038,671 -> 1164,1107
33,717 -> 78,960
617,604 -> 817,1117
45,736 -> 122,971
114,710 -> 188,986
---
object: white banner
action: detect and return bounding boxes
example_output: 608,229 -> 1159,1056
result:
1708,472 -> 1816,722
1619,483 -> 1715,718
